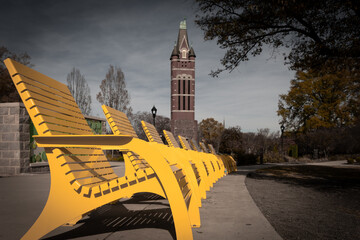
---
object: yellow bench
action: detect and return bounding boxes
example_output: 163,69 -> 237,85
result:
163,130 -> 209,198
141,120 -> 203,226
102,105 -> 201,228
197,141 -> 224,181
4,58 -> 194,240
207,143 -> 237,174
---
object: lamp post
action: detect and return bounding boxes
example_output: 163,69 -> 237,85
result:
151,105 -> 157,127
280,124 -> 285,159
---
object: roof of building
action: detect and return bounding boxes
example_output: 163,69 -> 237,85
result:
189,47 -> 196,57
171,19 -> 196,59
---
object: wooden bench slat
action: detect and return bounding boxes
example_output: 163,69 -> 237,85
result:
31,107 -> 89,128
9,60 -> 71,94
36,122 -> 89,135
141,121 -> 163,144
70,166 -> 114,179
62,160 -> 111,170
27,97 -> 85,120
21,88 -> 81,114
163,130 -> 180,148
61,155 -> 108,163
58,148 -> 104,156
178,135 -> 192,150
41,115 -> 92,132
75,173 -> 117,186
103,106 -> 138,138
16,77 -> 79,107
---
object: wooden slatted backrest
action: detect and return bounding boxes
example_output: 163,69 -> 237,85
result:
54,147 -> 117,190
4,59 -> 93,136
208,144 -> 217,155
102,105 -> 151,171
163,130 -> 180,148
141,121 -> 164,144
190,139 -> 201,152
199,142 -> 209,153
178,135 -> 192,150
4,59 -> 115,190
171,165 -> 192,208
102,105 -> 138,138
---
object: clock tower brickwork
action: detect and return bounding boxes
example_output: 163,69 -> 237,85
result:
170,20 -> 198,141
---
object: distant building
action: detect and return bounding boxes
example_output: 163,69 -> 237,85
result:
170,19 -> 198,141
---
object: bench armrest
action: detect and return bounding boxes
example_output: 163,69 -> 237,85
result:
34,135 -> 134,150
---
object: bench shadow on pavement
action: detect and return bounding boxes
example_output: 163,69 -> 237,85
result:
43,193 -> 176,240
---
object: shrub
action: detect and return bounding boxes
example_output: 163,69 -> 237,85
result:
264,152 -> 284,163
347,157 -> 355,164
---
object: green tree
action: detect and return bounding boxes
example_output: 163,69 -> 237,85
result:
278,69 -> 359,132
0,46 -> 32,102
219,126 -> 242,155
195,0 -> 360,76
66,67 -> 92,115
96,65 -> 132,117
199,118 -> 224,151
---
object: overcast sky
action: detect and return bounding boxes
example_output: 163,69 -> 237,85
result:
0,0 -> 294,132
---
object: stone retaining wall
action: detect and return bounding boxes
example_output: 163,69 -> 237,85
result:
0,103 -> 107,176
0,102 -> 30,175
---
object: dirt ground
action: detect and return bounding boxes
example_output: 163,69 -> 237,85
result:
245,165 -> 360,240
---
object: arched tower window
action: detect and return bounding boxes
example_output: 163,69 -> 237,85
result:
181,49 -> 187,58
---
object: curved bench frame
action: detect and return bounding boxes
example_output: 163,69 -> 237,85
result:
4,58 -> 193,240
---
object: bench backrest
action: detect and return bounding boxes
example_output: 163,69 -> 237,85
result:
199,142 -> 209,153
5,59 -> 93,136
208,144 -> 217,155
102,105 -> 138,138
102,105 -> 150,171
178,135 -> 192,150
163,130 -> 180,148
5,59 -> 116,189
141,121 -> 163,144
190,139 -> 201,152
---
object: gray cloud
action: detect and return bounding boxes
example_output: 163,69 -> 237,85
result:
0,0 -> 294,132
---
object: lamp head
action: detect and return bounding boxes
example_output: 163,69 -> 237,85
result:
151,105 -> 157,118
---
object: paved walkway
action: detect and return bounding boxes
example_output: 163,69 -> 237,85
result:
305,160 -> 360,169
0,163 -> 282,240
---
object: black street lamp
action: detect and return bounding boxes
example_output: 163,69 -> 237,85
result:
151,105 -> 157,126
280,124 -> 285,159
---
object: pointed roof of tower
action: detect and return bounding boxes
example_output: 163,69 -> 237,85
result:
171,19 -> 195,59
180,19 -> 186,29
176,19 -> 190,52
189,47 -> 196,57
171,44 -> 179,57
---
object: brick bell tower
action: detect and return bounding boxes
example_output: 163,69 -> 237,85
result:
170,19 -> 198,141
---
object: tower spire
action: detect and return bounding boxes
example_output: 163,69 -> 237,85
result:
170,19 -> 198,141
180,18 -> 187,29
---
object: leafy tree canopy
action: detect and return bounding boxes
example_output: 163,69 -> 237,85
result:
195,0 -> 360,76
199,118 -> 224,150
278,68 -> 360,132
0,46 -> 32,102
219,126 -> 242,154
